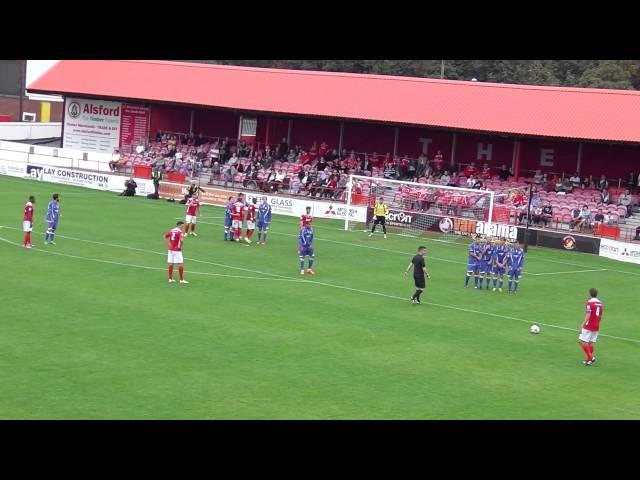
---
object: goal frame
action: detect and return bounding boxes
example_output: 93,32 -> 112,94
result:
344,174 -> 496,233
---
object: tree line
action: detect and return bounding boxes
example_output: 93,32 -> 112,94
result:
192,60 -> 640,90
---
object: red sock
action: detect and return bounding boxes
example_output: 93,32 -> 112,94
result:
581,343 -> 591,361
25,232 -> 31,245
191,225 -> 196,233
246,229 -> 253,239
236,228 -> 241,239
168,264 -> 174,279
178,266 -> 184,281
588,344 -> 595,358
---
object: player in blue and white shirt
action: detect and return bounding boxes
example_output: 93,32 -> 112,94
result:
491,239 -> 509,292
508,241 -> 525,293
298,225 -> 315,276
256,196 -> 272,245
223,196 -> 234,241
44,193 -> 60,245
478,238 -> 495,290
465,236 -> 483,288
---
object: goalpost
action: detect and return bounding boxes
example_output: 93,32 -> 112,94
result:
344,174 -> 500,240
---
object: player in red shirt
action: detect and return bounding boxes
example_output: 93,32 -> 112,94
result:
579,288 -> 603,366
23,195 -> 35,249
300,206 -> 313,228
184,193 -> 201,237
164,220 -> 188,284
245,197 -> 257,244
231,193 -> 246,242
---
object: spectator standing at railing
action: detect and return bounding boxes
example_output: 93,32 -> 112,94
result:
299,149 -> 311,166
407,157 -> 418,180
597,174 -> 609,191
287,149 -> 298,163
193,133 -> 205,147
626,171 -> 635,194
277,137 -> 289,160
480,163 -> 492,180
383,159 -> 397,180
308,142 -> 318,163
326,149 -> 339,163
416,153 -> 428,178
463,162 -> 478,179
360,155 -> 373,175
498,164 -> 512,182
618,189 -> 633,217
447,171 -> 461,187
319,141 -> 329,158
317,157 -> 328,173
569,172 -> 581,189
433,150 -> 444,173
440,170 -> 451,186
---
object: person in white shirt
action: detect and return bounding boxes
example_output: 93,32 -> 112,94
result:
440,171 -> 451,186
466,174 -> 475,188
618,189 -> 633,217
569,173 -> 581,188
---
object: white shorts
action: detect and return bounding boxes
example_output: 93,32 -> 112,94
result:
232,219 -> 243,229
185,215 -> 197,224
246,220 -> 255,230
167,250 -> 184,264
23,221 -> 32,232
579,329 -> 599,343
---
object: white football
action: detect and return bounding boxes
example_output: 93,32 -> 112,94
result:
530,324 -> 541,334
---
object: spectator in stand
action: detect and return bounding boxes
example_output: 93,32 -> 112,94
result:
592,209 -> 606,230
577,205 -> 592,231
287,149 -> 298,163
626,171 -> 636,194
299,149 -> 311,166
319,141 -> 329,159
334,175 -> 348,200
569,172 -> 581,189
308,142 -> 318,163
383,160 -> 397,180
416,153 -> 428,178
533,170 -> 544,184
407,157 -> 418,180
264,168 -> 277,192
290,175 -> 303,195
556,177 -> 573,194
327,149 -> 339,163
209,142 -> 220,165
194,133 -> 205,148
222,163 -> 236,188
498,164 -> 512,182
635,226 -> 640,241
109,148 -> 123,172
433,150 -> 444,173
277,137 -> 289,160
569,206 -> 582,230
227,152 -> 239,169
618,188 -> 633,217
597,174 -> 609,191
480,163 -> 491,180
581,175 -> 593,189
155,130 -> 163,142
320,174 -> 337,198
463,162 -> 478,179
448,171 -> 461,187
397,156 -> 409,180
273,169 -> 286,192
637,172 -> 640,194
361,155 -> 373,174
541,202 -> 553,226
599,188 -> 611,205
440,170 -> 451,186
317,157 -> 328,173
297,167 -> 310,194
466,174 -> 476,188
472,177 -> 484,189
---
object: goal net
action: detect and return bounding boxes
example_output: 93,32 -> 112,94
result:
344,175 -> 501,241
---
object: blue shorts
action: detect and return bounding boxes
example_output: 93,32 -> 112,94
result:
224,216 -> 232,228
467,261 -> 479,273
480,261 -> 492,274
509,268 -> 522,278
492,266 -> 505,275
46,219 -> 58,231
299,246 -> 314,257
257,220 -> 269,229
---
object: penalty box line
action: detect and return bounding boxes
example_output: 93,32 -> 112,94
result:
3,228 -> 639,345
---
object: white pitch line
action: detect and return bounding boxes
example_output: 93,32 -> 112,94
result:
0,235 -> 303,283
529,268 -> 608,276
3,228 -> 639,345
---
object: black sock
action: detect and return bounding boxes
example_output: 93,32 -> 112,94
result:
416,290 -> 423,301
411,291 -> 418,300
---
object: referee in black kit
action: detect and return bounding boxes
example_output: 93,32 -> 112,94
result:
404,246 -> 430,304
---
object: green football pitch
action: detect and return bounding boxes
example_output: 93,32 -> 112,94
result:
1,175 -> 639,419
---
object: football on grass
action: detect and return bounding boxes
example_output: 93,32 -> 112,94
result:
530,324 -> 541,334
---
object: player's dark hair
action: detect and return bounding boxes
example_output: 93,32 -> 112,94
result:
252,197 -> 257,204
306,206 -> 311,210
227,196 -> 233,201
418,245 -> 426,251
28,195 -> 35,202
176,221 -> 185,226
53,193 -> 59,200
589,288 -> 598,298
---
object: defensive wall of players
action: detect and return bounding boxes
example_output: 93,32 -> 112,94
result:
2,139 -> 639,266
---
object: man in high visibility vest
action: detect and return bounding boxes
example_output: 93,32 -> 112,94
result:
369,196 -> 389,238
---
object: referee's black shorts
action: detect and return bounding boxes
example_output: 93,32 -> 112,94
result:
374,215 -> 386,225
414,275 -> 426,289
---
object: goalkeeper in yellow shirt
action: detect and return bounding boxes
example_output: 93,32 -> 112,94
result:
369,196 -> 389,238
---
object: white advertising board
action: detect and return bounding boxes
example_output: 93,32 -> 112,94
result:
599,238 -> 640,265
63,97 -> 122,153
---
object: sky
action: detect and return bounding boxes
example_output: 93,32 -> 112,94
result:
26,60 -> 62,101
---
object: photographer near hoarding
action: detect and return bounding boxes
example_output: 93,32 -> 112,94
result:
120,176 -> 137,197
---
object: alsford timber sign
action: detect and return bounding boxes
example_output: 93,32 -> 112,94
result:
63,97 -> 122,154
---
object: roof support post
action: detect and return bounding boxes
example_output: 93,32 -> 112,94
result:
287,119 -> 292,146
576,142 -> 583,174
189,110 -> 195,135
450,131 -> 457,167
338,121 -> 344,152
513,139 -> 522,181
265,116 -> 271,149
393,126 -> 399,158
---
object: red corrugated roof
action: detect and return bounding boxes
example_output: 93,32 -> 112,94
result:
27,60 -> 640,143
